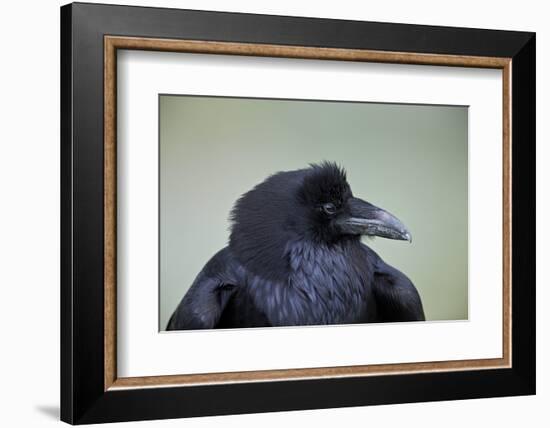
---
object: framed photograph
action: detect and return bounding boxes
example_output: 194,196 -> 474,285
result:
60,2 -> 535,424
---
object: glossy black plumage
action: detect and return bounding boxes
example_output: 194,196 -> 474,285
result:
167,162 -> 425,330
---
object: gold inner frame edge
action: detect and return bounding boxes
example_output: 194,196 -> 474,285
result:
104,36 -> 512,391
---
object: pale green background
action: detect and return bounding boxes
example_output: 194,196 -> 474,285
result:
160,95 -> 468,329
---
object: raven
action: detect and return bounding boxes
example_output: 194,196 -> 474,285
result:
166,162 -> 425,330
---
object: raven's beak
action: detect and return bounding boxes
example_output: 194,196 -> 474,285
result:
338,197 -> 412,242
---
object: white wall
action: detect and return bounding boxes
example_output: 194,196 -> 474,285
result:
0,0 -> 546,426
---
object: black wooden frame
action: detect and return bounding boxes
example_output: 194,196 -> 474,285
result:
61,2 -> 536,424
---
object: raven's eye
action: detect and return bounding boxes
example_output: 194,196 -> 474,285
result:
322,203 -> 337,215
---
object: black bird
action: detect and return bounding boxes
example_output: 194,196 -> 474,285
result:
167,162 -> 425,330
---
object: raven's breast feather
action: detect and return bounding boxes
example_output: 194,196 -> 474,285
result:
242,240 -> 375,326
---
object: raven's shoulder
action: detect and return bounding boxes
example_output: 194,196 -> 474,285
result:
360,244 -> 425,322
166,247 -> 245,330
201,246 -> 243,280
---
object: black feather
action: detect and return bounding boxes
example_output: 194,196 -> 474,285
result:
167,162 -> 425,330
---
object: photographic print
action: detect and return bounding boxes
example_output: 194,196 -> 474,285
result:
160,95 -> 468,331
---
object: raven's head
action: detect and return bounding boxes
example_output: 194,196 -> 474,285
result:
298,162 -> 411,243
229,162 -> 411,279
